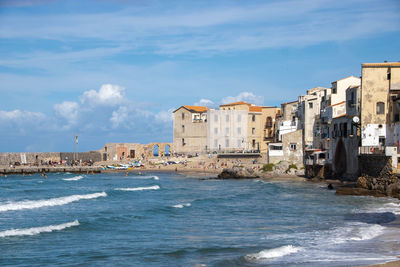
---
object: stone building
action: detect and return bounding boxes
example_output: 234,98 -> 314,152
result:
173,105 -> 209,154
360,62 -> 400,169
276,101 -> 299,141
100,142 -> 173,161
268,130 -> 303,166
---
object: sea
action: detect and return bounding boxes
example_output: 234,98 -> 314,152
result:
0,172 -> 400,267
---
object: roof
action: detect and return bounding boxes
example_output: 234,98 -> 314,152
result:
362,62 -> 400,67
280,100 -> 298,105
173,105 -> 209,113
332,76 -> 360,83
249,106 -> 262,112
220,101 -> 251,107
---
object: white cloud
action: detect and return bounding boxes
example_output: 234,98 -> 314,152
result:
0,109 -> 46,121
110,106 -> 128,128
155,108 -> 175,123
80,84 -> 125,107
221,92 -> 264,106
194,99 -> 215,108
53,101 -> 79,125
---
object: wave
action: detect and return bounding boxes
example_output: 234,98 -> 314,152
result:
245,245 -> 302,262
128,175 -> 159,180
173,203 -> 191,208
332,223 -> 385,244
115,185 -> 160,191
63,175 -> 84,181
0,220 -> 79,238
0,192 -> 107,212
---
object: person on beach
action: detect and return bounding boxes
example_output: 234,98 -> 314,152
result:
126,171 -> 129,176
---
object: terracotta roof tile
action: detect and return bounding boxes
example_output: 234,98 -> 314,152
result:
249,106 -> 262,112
220,101 -> 251,107
183,105 -> 209,113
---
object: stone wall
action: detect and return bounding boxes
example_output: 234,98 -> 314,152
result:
0,152 -> 60,166
358,154 -> 392,178
0,151 -> 102,166
60,152 -> 101,162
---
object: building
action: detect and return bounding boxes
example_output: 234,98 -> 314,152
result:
298,87 -> 328,149
260,107 -> 281,153
173,105 -> 209,154
276,101 -> 299,141
207,109 -> 248,152
360,62 -> 400,168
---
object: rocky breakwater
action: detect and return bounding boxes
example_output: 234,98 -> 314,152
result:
336,155 -> 400,199
217,161 -> 305,179
218,166 -> 259,179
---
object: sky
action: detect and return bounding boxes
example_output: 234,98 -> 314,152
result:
0,0 -> 400,152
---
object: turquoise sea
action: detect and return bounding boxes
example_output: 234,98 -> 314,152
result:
0,172 -> 399,266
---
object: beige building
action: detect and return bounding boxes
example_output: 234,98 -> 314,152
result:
173,105 -> 209,154
360,62 -> 400,168
268,129 -> 303,166
276,101 -> 299,141
260,107 -> 281,153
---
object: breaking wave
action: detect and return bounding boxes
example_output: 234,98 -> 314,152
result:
245,245 -> 303,262
0,192 -> 107,212
332,223 -> 385,244
63,175 -> 84,181
173,203 -> 191,208
0,220 -> 79,238
115,185 -> 160,191
129,175 -> 159,180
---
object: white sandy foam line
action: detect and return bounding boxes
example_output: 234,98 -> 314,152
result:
172,203 -> 191,208
0,192 -> 107,212
63,175 -> 84,181
331,223 -> 385,244
115,185 -> 160,191
245,245 -> 303,262
0,220 -> 79,238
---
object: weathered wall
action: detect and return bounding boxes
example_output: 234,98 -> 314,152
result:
60,152 -> 101,162
358,154 -> 392,178
173,107 -> 207,154
0,152 -> 60,166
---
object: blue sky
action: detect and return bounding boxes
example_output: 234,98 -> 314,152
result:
0,0 -> 399,152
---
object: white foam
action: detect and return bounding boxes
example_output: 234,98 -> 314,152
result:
0,192 -> 107,212
173,203 -> 191,208
63,175 -> 84,181
245,245 -> 303,261
0,220 -> 79,237
130,176 -> 159,180
331,223 -> 385,244
115,185 -> 160,191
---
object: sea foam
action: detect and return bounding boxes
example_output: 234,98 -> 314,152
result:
115,185 -> 160,191
245,245 -> 303,261
173,203 -> 191,208
0,192 -> 107,212
0,220 -> 79,238
63,175 -> 84,181
128,176 -> 159,180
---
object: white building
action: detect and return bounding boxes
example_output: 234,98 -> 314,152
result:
207,109 -> 248,152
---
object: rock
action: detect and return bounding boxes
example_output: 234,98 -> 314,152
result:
336,186 -> 386,197
356,176 -> 369,189
295,169 -> 305,176
387,182 -> 400,199
218,167 -> 259,179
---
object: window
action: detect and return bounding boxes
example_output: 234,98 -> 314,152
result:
377,102 -> 385,114
388,72 -> 391,80
290,143 -> 297,150
237,139 -> 242,147
379,136 -> 385,146
182,125 -> 185,133
225,139 -> 229,148
226,115 -> 229,122
237,127 -> 241,134
214,114 -> 218,122
214,139 -> 218,147
332,85 -> 337,94
266,117 -> 272,128
252,128 -> 256,135
252,114 -> 256,122
309,102 -> 313,109
214,128 -> 218,134
252,139 -> 256,148
182,113 -> 185,120
237,115 -> 241,122
225,127 -> 229,135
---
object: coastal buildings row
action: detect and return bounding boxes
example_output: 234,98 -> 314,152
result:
173,61 -> 400,180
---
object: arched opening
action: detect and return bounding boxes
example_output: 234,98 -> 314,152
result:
333,138 -> 347,178
153,145 -> 159,157
165,145 -> 170,156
